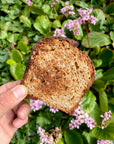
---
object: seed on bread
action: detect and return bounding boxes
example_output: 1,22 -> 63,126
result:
21,36 -> 95,114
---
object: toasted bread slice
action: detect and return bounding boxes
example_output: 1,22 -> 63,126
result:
21,36 -> 95,114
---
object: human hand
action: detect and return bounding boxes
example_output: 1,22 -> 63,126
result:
0,81 -> 30,144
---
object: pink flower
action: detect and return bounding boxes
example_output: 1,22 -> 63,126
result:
87,8 -> 93,14
64,20 -> 80,36
82,14 -> 90,21
97,139 -> 113,144
65,1 -> 69,5
37,127 -> 62,144
85,117 -> 96,129
30,99 -> 46,112
30,99 -> 59,113
74,31 -> 80,35
51,2 -> 56,7
77,9 -> 86,16
50,106 -> 59,113
27,0 -> 32,6
100,110 -> 112,129
51,0 -> 59,7
69,103 -> 96,130
90,15 -> 98,25
77,17 -> 83,24
60,2 -> 75,16
101,110 -> 112,121
68,11 -> 75,15
37,127 -> 53,144
53,28 -> 66,37
77,8 -> 98,25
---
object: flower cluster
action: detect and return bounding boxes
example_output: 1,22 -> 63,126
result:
64,20 -> 80,35
37,127 -> 62,144
51,0 -> 59,7
69,103 -> 96,130
50,106 -> 59,113
97,139 -> 113,144
30,99 -> 59,113
77,8 -> 98,25
30,99 -> 46,112
100,110 -> 112,129
27,0 -> 32,6
53,28 -> 66,37
60,1 -> 75,16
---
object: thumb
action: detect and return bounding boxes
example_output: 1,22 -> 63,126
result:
0,85 -> 28,118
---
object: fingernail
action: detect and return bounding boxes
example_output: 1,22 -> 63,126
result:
13,85 -> 28,99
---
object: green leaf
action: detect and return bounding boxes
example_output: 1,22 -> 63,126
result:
99,48 -> 113,67
82,131 -> 97,144
20,36 -> 28,45
82,32 -> 111,48
92,123 -> 114,140
75,1 -> 90,8
99,89 -> 108,112
81,90 -> 96,113
33,35 -> 44,42
101,67 -> 114,82
0,49 -> 9,63
0,31 -> 7,39
95,69 -> 103,80
0,21 -> 11,31
6,59 -> 16,66
7,33 -> 19,43
23,6 -> 30,17
89,103 -> 102,124
109,98 -> 114,105
110,31 -> 114,47
105,80 -> 114,88
110,113 -> 114,123
91,9 -> 105,21
93,80 -> 105,92
64,27 -> 73,39
36,116 -> 51,127
17,41 -> 29,54
110,31 -> 114,41
52,20 -> 61,28
20,15 -> 31,28
10,63 -> 26,80
64,129 -> 83,144
33,15 -> 51,35
56,138 -> 64,144
106,3 -> 114,15
92,59 -> 102,68
29,5 -> 45,15
8,21 -> 24,33
42,4 -> 50,14
8,5 -> 20,20
56,15 -> 64,21
36,110 -> 62,129
11,49 -> 23,63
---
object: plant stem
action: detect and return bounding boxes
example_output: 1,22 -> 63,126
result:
85,22 -> 91,51
71,31 -> 75,40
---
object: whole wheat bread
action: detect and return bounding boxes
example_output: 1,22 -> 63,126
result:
21,36 -> 95,114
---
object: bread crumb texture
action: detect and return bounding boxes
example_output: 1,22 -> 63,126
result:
21,36 -> 95,114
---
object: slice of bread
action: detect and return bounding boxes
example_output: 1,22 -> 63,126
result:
21,36 -> 95,114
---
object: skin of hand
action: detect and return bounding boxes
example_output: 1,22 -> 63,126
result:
0,81 -> 30,144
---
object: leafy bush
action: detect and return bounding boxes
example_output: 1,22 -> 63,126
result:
0,0 -> 114,143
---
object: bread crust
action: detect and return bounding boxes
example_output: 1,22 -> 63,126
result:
21,36 -> 95,114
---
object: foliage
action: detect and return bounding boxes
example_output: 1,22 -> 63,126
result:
0,0 -> 114,143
